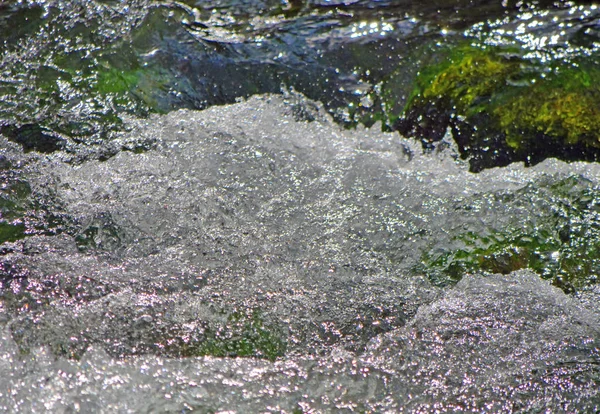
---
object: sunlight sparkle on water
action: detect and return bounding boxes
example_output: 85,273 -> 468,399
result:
350,20 -> 394,39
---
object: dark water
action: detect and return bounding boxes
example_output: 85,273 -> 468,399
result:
0,1 -> 599,412
1,1 -> 598,155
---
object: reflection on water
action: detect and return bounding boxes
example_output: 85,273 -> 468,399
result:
1,1 -> 598,158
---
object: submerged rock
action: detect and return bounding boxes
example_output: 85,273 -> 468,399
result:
0,124 -> 66,154
0,270 -> 597,412
364,270 -> 600,412
418,173 -> 600,292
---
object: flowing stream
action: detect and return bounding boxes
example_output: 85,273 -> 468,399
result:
0,1 -> 599,412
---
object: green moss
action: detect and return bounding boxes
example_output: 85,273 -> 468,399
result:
421,226 -> 600,293
0,222 -> 27,243
495,66 -> 600,149
418,176 -> 600,293
398,44 -> 600,166
95,67 -> 141,94
0,179 -> 31,219
404,45 -> 522,114
421,230 -> 560,284
0,5 -> 180,145
0,178 -> 32,243
163,310 -> 287,361
420,48 -> 521,114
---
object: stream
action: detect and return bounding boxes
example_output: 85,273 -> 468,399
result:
0,1 -> 599,412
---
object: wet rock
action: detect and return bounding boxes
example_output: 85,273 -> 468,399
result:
392,44 -> 600,171
1,124 -> 65,154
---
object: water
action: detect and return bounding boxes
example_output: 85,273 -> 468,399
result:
1,0 -> 600,412
1,271 -> 598,412
0,95 -> 599,411
2,1 -> 598,159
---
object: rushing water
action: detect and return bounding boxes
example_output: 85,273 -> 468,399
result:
1,1 -> 600,412
0,94 -> 598,412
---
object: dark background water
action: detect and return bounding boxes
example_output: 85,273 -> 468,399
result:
1,0 -> 598,164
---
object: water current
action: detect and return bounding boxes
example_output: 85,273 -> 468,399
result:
0,1 -> 599,412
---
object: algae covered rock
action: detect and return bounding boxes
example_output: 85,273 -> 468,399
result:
418,173 -> 600,293
393,43 -> 600,171
0,139 -> 63,244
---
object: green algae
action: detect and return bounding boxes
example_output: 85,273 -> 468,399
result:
0,222 -> 26,243
161,310 -> 287,361
95,67 -> 141,95
93,64 -> 171,113
11,307 -> 287,361
0,3 -> 184,147
386,44 -> 525,147
421,229 -> 559,284
496,64 -> 600,150
0,179 -> 31,218
418,175 -> 600,293
417,47 -> 522,114
0,178 -> 32,243
395,43 -> 600,167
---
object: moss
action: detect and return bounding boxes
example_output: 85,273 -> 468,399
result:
162,310 -> 287,361
418,176 -> 600,293
420,48 -> 521,114
95,65 -> 168,110
421,226 -> 600,293
495,65 -> 600,149
0,222 -> 27,243
421,230 -> 561,285
11,307 -> 287,361
95,67 -> 141,95
403,45 -> 522,112
0,179 -> 31,218
394,45 -> 525,150
0,178 -> 32,243
397,44 -> 600,168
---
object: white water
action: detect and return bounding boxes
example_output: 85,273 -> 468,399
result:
0,95 -> 598,412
